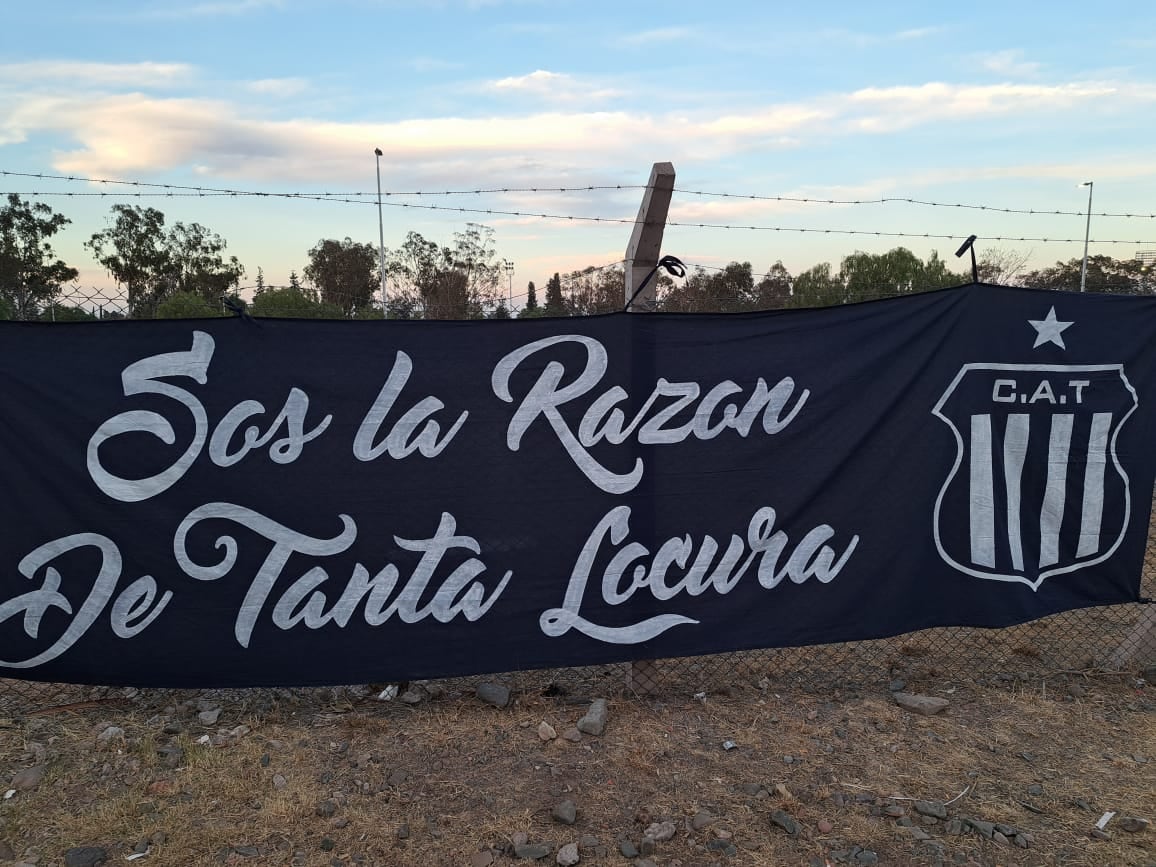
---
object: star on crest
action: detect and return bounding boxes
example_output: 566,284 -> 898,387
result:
1028,306 -> 1073,349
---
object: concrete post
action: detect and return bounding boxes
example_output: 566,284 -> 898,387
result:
624,162 -> 675,693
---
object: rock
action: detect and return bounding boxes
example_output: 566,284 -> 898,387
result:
11,765 -> 45,791
1026,784 -> 1043,796
889,679 -> 907,692
770,810 -> 800,836
576,699 -> 608,736
315,799 -> 338,818
552,800 -> 577,825
965,818 -> 995,839
561,727 -> 582,743
96,726 -> 124,745
854,851 -> 879,865
913,800 -> 947,819
272,774 -> 287,790
397,824 -> 410,839
156,743 -> 184,769
945,819 -> 964,835
618,839 -> 639,858
513,842 -> 551,859
0,841 -> 14,860
64,848 -> 108,867
476,683 -> 510,708
470,852 -> 495,867
1090,828 -> 1111,841
893,692 -> 949,715
817,819 -> 833,834
992,830 -> 1009,845
233,845 -> 259,857
1118,816 -> 1150,833
690,811 -> 714,831
883,804 -> 905,818
644,821 -> 675,842
198,708 -> 221,725
707,839 -> 738,856
538,722 -> 557,742
398,688 -> 424,705
556,842 -> 579,866
319,838 -> 335,851
638,837 -> 656,856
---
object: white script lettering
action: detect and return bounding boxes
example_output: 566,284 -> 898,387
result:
540,505 -> 858,644
174,503 -> 511,648
492,335 -> 809,494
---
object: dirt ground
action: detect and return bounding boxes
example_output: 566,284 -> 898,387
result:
1,663 -> 1153,867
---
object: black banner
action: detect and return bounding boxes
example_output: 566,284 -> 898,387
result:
1,284 -> 1154,687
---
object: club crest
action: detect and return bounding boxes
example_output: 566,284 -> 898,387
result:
932,363 -> 1137,590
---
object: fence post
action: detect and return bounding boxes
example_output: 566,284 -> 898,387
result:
1111,605 -> 1156,668
624,162 -> 675,693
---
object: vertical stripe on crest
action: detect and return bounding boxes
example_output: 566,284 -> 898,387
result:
1039,414 -> 1074,568
1077,412 -> 1113,558
970,414 -> 996,568
1003,414 -> 1030,572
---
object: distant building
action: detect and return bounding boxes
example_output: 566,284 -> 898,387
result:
1137,250 -> 1156,267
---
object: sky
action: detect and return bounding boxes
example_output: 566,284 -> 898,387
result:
1,0 -> 1155,305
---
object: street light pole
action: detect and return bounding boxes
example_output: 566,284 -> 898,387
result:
1080,181 -> 1093,292
375,148 -> 387,315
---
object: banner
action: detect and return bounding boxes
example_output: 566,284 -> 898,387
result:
1,283 -> 1153,687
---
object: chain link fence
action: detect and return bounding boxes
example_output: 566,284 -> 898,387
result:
1,283 -> 1153,715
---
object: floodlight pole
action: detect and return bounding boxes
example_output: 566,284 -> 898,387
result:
1080,181 -> 1093,292
375,148 -> 387,314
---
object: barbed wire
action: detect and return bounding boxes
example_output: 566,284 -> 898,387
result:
4,170 -> 1156,220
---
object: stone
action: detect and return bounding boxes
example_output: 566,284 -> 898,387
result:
315,799 -> 338,818
770,810 -> 800,836
96,726 -> 124,744
561,727 -> 582,743
914,800 -> 947,820
513,842 -> 551,859
398,689 -> 424,705
889,678 -> 907,691
157,743 -> 184,769
707,839 -> 738,856
538,722 -> 557,741
690,811 -> 714,831
992,831 -> 1009,845
397,824 -> 410,839
198,708 -> 221,725
0,841 -> 14,861
319,838 -> 335,851
1026,784 -> 1043,796
906,827 -> 931,841
476,683 -> 510,708
1118,816 -> 1150,833
892,692 -> 949,715
552,800 -> 577,825
233,846 -> 259,857
644,821 -> 676,842
11,765 -> 45,791
1090,828 -> 1111,841
272,774 -> 287,790
576,699 -> 608,736
966,819 -> 995,839
817,819 -> 833,834
470,852 -> 495,867
64,848 -> 108,867
638,837 -> 656,856
854,851 -> 878,865
556,842 -> 579,866
945,819 -> 964,835
618,840 -> 639,858
883,804 -> 905,817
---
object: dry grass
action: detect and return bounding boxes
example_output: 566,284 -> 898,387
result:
2,670 -> 1153,867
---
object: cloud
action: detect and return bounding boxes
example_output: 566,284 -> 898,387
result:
245,77 -> 309,97
0,60 -> 194,88
139,0 -> 285,17
483,70 -> 622,103
980,50 -> 1042,78
5,74 -> 1155,190
618,27 -> 692,46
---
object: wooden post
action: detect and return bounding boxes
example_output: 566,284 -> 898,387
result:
624,162 -> 675,693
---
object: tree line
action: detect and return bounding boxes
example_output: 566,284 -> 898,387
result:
1,193 -> 1152,322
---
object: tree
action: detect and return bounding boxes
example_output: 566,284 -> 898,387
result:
563,265 -> 624,315
385,224 -> 506,319
754,261 -> 792,309
0,194 -> 79,320
288,270 -> 303,290
523,280 -> 538,313
254,266 -> 267,295
543,272 -> 565,315
838,247 -> 961,302
38,303 -> 96,322
976,247 -> 1031,285
1021,255 -> 1153,295
249,286 -> 343,319
87,205 -> 244,317
304,237 -> 379,316
154,291 -> 224,319
662,262 -> 757,313
790,262 -> 845,308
